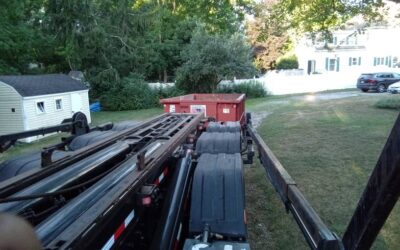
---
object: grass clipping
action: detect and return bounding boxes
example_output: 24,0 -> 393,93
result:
375,97 -> 400,110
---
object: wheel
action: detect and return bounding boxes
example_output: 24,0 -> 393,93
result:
377,84 -> 386,93
361,88 -> 368,92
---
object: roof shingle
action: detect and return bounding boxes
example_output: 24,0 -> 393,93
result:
0,74 -> 88,97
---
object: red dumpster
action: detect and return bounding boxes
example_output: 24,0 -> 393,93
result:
160,93 -> 246,125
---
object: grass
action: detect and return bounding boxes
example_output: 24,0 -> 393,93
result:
375,95 -> 400,110
245,91 -> 400,249
1,90 -> 400,249
90,107 -> 162,125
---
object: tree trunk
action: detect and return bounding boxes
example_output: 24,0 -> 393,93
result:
163,69 -> 168,83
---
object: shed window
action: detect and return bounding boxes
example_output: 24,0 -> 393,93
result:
55,99 -> 63,110
36,101 -> 45,114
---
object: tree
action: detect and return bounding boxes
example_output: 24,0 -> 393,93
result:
246,2 -> 291,72
276,55 -> 299,70
176,28 -> 256,93
0,0 -> 49,74
268,0 -> 386,36
177,0 -> 252,34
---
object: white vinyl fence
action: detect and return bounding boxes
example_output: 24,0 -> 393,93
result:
221,70 -> 359,95
148,82 -> 175,89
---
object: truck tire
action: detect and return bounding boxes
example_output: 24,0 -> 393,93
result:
196,132 -> 241,154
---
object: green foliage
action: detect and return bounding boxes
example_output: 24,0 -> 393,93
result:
268,0 -> 385,37
176,29 -> 257,93
0,0 -> 390,103
276,55 -> 299,70
152,85 -> 185,100
247,2 -> 292,72
100,74 -> 157,111
100,73 -> 184,111
216,80 -> 267,98
375,97 -> 400,110
0,0 -> 50,74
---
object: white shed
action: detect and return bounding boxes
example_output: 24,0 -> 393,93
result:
0,74 -> 91,142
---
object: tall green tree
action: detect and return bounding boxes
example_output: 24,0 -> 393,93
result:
176,28 -> 256,93
0,0 -> 48,74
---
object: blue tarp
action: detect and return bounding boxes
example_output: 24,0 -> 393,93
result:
90,102 -> 101,112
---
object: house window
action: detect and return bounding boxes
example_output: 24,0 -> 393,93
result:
36,101 -> 45,114
329,59 -> 336,71
325,57 -> 340,72
11,108 -> 15,113
349,57 -> 361,66
393,57 -> 399,68
374,57 -> 385,66
55,99 -> 63,110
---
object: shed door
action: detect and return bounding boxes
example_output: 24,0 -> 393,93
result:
71,93 -> 82,113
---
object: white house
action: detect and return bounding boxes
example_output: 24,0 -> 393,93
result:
295,26 -> 400,75
0,74 -> 91,142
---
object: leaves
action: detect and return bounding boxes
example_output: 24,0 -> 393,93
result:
269,0 -> 386,35
176,28 -> 256,93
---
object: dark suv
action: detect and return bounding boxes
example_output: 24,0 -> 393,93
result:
357,72 -> 400,93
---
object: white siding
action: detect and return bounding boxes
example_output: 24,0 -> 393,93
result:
296,27 -> 400,74
0,82 -> 24,135
71,90 -> 91,124
22,90 -> 91,142
81,91 -> 91,124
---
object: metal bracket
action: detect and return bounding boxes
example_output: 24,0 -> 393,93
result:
136,184 -> 160,207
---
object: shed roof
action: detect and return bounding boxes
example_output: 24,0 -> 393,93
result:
0,74 -> 88,97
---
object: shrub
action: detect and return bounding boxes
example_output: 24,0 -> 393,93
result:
375,98 -> 400,110
276,55 -> 299,70
100,74 -> 158,111
216,80 -> 267,98
152,85 -> 185,100
100,72 -> 188,111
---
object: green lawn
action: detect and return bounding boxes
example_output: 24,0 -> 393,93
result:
1,91 -> 400,249
245,92 -> 400,250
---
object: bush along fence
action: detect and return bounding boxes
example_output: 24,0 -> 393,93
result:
216,80 -> 267,98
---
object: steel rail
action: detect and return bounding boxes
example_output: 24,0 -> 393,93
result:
0,113 -> 170,197
0,142 -> 131,214
38,113 -> 203,249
